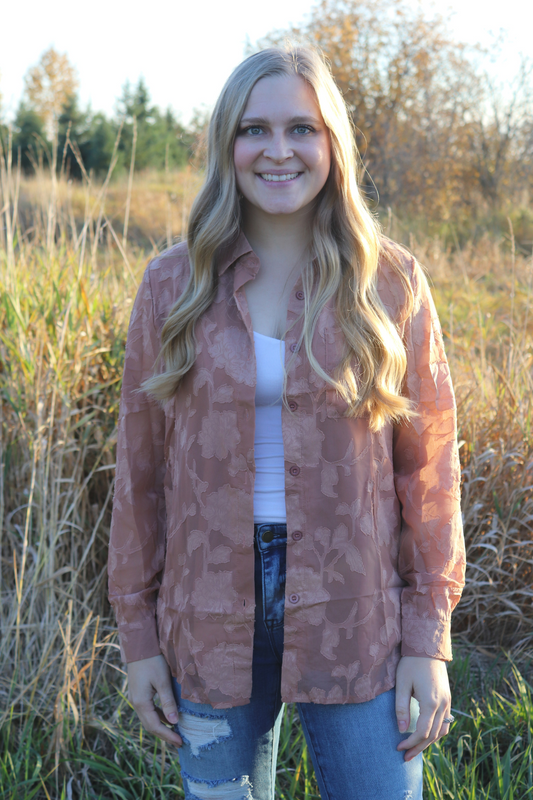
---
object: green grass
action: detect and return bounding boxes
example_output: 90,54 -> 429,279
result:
424,650 -> 533,799
1,646 -> 532,799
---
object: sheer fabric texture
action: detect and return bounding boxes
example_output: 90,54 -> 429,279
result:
108,232 -> 465,709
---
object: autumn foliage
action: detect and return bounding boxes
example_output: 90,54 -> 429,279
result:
259,0 -> 533,236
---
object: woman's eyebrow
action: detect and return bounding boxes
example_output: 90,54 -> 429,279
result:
239,115 -> 321,126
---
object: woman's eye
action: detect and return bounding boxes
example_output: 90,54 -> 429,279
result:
294,125 -> 313,135
244,126 -> 263,135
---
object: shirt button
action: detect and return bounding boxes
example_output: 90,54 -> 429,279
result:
288,400 -> 298,411
290,343 -> 300,353
289,466 -> 300,477
289,593 -> 300,604
295,290 -> 304,300
292,530 -> 303,541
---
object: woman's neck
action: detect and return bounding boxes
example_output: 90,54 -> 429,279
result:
241,203 -> 313,274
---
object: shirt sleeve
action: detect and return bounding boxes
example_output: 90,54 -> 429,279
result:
108,265 -> 167,663
393,257 -> 466,661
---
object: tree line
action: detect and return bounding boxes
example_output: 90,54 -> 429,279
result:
1,0 -> 532,237
0,48 -> 205,178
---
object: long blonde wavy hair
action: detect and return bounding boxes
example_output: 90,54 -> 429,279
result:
143,44 -> 415,431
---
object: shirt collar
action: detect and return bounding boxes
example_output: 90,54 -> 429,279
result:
217,231 -> 256,276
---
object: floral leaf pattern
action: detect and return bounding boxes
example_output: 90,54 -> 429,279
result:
108,233 -> 466,708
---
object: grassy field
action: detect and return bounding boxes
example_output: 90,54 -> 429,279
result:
1,160 -> 533,798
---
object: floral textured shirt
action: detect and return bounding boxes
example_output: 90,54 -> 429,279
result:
108,232 -> 465,709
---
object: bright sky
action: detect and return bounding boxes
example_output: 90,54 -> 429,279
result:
1,0 -> 532,126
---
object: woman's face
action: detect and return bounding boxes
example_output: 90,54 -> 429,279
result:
233,73 -> 331,219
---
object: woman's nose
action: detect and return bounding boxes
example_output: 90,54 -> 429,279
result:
263,134 -> 294,161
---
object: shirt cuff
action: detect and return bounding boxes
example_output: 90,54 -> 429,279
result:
118,620 -> 162,664
400,609 -> 453,661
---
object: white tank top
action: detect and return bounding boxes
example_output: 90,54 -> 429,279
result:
253,331 -> 287,523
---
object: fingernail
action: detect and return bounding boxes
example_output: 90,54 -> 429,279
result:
168,712 -> 178,723
398,720 -> 407,732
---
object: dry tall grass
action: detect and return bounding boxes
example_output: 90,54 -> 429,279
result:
410,231 -> 533,649
1,149 -> 533,793
0,152 -> 200,791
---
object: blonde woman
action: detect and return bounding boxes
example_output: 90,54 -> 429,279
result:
108,45 -> 465,800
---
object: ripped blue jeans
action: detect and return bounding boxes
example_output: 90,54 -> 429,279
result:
172,523 -> 423,800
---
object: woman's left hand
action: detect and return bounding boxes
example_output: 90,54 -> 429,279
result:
395,655 -> 452,761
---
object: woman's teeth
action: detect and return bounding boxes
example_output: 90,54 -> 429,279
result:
259,173 -> 299,182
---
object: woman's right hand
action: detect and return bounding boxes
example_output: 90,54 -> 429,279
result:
127,654 -> 183,747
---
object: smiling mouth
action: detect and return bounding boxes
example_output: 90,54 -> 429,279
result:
258,172 -> 300,182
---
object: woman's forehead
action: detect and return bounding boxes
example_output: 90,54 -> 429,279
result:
241,74 -> 322,121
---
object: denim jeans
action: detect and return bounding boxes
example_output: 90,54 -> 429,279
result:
172,523 -> 423,800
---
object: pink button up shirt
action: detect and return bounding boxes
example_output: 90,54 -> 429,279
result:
108,232 -> 465,709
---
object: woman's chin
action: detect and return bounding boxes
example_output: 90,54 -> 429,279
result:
248,198 -> 313,219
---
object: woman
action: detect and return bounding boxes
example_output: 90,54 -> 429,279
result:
108,45 -> 465,800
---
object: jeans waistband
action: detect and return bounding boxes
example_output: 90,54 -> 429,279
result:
254,523 -> 287,550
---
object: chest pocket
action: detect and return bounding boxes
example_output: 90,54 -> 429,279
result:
324,326 -> 355,419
